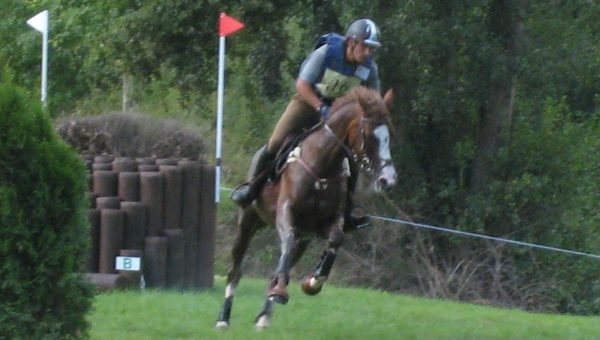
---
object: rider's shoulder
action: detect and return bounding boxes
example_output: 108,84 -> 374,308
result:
313,33 -> 345,50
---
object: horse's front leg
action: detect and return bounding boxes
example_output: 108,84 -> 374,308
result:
302,217 -> 345,295
255,202 -> 296,329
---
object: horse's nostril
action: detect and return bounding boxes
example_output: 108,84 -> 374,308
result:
378,177 -> 389,188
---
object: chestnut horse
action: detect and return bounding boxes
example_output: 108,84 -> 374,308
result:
216,87 -> 396,329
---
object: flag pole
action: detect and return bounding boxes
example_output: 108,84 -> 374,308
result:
215,35 -> 226,203
41,23 -> 48,107
26,10 -> 49,107
215,13 -> 244,204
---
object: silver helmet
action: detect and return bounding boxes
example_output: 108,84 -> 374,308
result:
346,19 -> 382,48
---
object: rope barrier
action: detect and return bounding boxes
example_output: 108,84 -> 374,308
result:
370,215 -> 600,260
220,186 -> 599,260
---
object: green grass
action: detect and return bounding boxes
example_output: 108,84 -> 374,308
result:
89,277 -> 599,340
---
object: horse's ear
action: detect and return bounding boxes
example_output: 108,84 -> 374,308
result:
383,89 -> 394,109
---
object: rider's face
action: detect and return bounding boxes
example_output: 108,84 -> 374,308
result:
347,39 -> 375,63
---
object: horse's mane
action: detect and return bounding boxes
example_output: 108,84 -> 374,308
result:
331,86 -> 390,124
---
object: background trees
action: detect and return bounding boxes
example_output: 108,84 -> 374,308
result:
1,0 -> 598,314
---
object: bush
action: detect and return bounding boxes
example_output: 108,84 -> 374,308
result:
0,79 -> 93,338
56,112 -> 206,160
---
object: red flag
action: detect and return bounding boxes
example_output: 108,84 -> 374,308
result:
219,13 -> 245,37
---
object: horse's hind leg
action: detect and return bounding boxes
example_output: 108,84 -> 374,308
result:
302,221 -> 345,296
216,208 -> 263,328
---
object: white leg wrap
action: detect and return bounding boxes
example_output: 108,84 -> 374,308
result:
225,284 -> 235,298
215,321 -> 230,329
255,315 -> 271,329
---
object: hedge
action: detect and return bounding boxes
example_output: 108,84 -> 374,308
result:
0,79 -> 93,338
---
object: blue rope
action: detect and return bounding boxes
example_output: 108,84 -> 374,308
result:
370,215 -> 600,260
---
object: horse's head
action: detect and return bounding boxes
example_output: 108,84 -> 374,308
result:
342,87 -> 397,192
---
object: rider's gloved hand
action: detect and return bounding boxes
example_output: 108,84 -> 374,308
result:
318,104 -> 331,121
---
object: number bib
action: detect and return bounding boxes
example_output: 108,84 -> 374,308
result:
316,69 -> 362,99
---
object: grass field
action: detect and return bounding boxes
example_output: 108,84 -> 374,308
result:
89,276 -> 599,339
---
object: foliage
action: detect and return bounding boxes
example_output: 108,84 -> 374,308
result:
0,77 -> 93,338
56,112 -> 207,160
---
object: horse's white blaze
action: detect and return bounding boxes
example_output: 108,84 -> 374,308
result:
225,283 -> 235,298
374,125 -> 391,162
374,125 -> 396,189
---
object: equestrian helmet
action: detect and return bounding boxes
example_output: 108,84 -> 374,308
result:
346,19 -> 382,48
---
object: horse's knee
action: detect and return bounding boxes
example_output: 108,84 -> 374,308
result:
226,269 -> 242,285
328,227 -> 345,248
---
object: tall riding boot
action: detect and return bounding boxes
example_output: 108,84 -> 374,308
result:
230,145 -> 274,208
343,161 -> 371,232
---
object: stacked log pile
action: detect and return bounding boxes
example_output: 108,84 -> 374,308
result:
83,155 -> 216,290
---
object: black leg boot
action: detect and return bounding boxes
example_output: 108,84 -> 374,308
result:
343,160 -> 371,232
230,145 -> 274,208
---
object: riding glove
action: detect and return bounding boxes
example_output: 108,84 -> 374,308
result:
318,104 -> 331,121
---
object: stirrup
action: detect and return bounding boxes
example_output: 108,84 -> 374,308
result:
343,206 -> 371,232
345,215 -> 371,231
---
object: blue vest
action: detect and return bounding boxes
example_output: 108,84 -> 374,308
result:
320,33 -> 373,80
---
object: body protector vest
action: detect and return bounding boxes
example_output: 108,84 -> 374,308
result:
314,33 -> 374,100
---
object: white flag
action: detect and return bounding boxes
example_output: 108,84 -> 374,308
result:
27,10 -> 48,34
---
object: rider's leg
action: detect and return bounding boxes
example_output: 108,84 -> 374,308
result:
343,160 -> 371,231
267,95 -> 318,155
231,96 -> 317,208
230,145 -> 274,208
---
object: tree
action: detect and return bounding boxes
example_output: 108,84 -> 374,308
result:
0,74 -> 93,338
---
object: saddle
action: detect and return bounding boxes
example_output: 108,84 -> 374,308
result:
272,123 -> 323,180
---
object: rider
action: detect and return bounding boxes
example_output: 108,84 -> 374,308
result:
230,18 -> 383,231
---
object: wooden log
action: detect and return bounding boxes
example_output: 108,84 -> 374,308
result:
94,155 -> 114,164
156,158 -> 178,166
139,172 -> 163,236
120,201 -> 147,250
197,164 -> 216,288
164,229 -> 184,288
96,196 -> 121,210
138,164 -> 159,172
84,273 -> 133,290
159,165 -> 182,229
99,209 -> 124,274
87,209 -> 101,273
178,160 -> 201,288
112,157 -> 137,172
93,170 -> 118,197
118,171 -> 140,202
144,236 -> 167,288
136,157 -> 155,166
92,163 -> 113,171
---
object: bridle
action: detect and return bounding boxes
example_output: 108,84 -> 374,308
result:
289,106 -> 390,190
323,115 -> 386,174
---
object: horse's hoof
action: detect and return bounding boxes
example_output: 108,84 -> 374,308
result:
215,320 -> 230,329
269,294 -> 289,305
301,276 -> 323,295
255,315 -> 271,330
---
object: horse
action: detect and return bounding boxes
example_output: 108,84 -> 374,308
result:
216,87 -> 397,329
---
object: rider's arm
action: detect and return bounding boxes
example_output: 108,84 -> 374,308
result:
297,45 -> 328,110
296,79 -> 323,111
